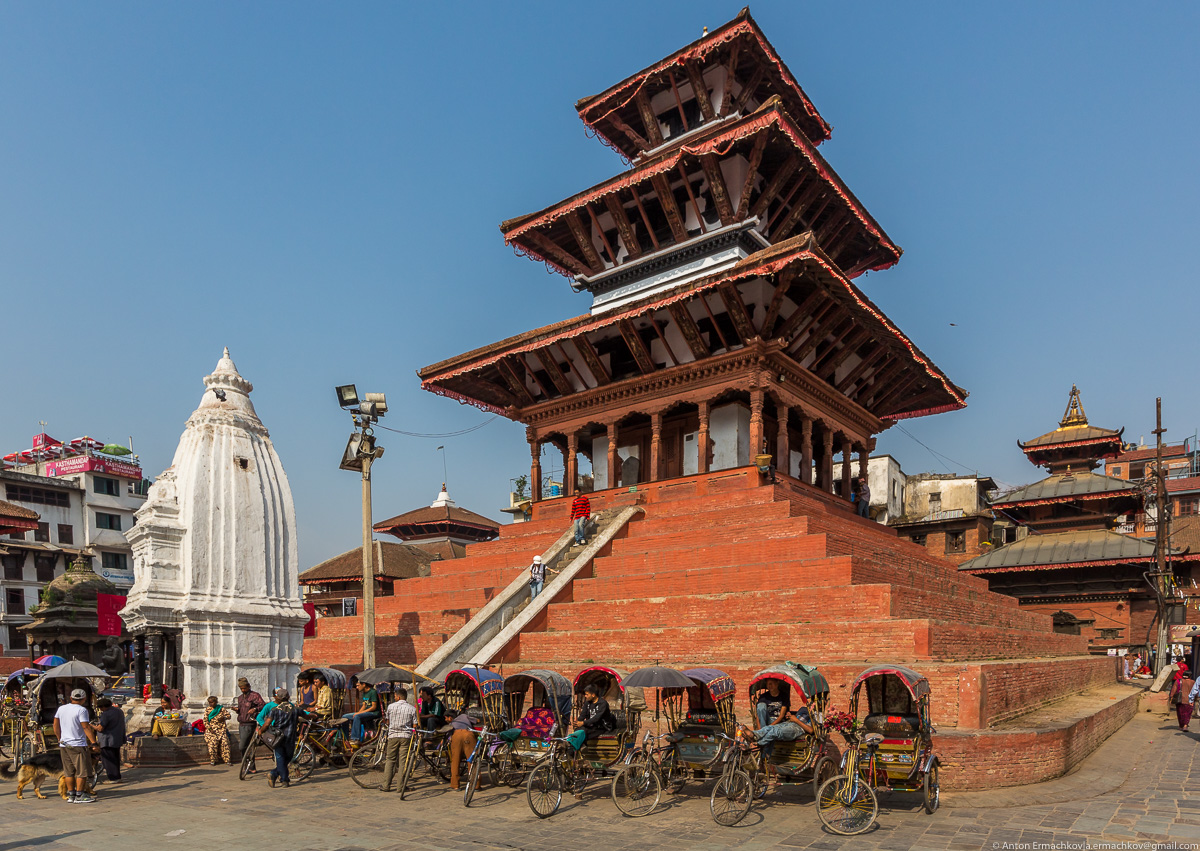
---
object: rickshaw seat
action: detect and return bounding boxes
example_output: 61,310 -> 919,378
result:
862,732 -> 884,746
608,710 -> 628,733
863,713 -> 921,736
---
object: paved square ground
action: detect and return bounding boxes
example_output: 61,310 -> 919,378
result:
4,708 -> 1197,851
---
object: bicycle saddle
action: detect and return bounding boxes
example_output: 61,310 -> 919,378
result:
862,733 -> 884,746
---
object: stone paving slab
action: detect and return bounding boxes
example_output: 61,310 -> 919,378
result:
2,706 -> 1197,850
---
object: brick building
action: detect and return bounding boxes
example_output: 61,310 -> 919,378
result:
891,473 -> 997,565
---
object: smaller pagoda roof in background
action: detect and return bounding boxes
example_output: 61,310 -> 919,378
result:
1019,386 -> 1123,462
374,486 -> 500,542
991,472 -> 1141,509
959,528 -> 1197,574
299,541 -> 433,585
0,499 -> 39,534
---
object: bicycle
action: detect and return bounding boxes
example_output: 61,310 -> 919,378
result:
609,731 -> 697,817
525,737 -> 596,819
708,730 -> 758,826
397,726 -> 452,799
463,728 -> 523,806
815,729 -> 883,836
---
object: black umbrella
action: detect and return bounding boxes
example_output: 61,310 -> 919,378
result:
41,660 -> 111,680
357,666 -> 416,686
623,666 -> 695,689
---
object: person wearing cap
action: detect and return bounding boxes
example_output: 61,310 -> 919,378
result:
92,697 -> 126,783
54,688 -> 97,804
528,555 -> 558,600
234,678 -> 266,773
257,689 -> 299,788
856,476 -> 871,518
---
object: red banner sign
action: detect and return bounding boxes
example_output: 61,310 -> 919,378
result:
97,593 -> 127,636
303,603 -> 317,638
45,455 -> 142,480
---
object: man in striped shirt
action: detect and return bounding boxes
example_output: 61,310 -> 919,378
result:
570,493 -> 591,545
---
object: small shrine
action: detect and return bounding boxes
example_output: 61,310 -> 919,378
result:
19,554 -> 128,666
373,486 -> 499,560
961,386 -> 1200,649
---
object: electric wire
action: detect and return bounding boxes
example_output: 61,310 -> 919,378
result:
375,416 -> 499,439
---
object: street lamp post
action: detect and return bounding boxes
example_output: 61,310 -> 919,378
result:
336,384 -> 387,670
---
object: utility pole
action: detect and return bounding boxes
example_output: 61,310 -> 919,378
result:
360,451 -> 375,670
1150,398 -> 1171,674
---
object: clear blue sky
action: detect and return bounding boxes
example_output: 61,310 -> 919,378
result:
2,2 -> 1197,566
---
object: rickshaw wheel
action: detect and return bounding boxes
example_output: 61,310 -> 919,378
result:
292,742 -> 316,782
611,762 -> 661,817
816,774 -> 878,836
525,762 -> 564,819
18,734 -> 36,767
662,760 -> 688,794
812,755 -> 837,800
492,749 -> 522,787
463,749 -> 484,807
923,761 -> 940,814
348,741 -> 384,789
709,769 -> 753,826
238,740 -> 256,780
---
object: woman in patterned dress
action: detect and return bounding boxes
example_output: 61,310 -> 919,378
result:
204,695 -> 232,765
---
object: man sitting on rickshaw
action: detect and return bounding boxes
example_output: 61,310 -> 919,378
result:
566,683 -> 615,751
746,679 -> 813,791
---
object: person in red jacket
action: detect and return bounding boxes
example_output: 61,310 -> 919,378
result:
570,493 -> 591,545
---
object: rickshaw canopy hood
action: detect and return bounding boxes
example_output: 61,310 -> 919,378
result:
749,663 -> 829,702
682,668 -> 737,702
503,669 -> 573,720
302,667 -> 348,689
851,664 -> 930,700
573,665 -> 647,712
448,665 -> 504,698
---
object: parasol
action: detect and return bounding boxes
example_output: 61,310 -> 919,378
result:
41,660 -> 111,679
33,655 -> 67,667
623,666 -> 696,689
356,666 -> 418,686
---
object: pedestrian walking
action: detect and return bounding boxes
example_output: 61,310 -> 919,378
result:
54,688 -> 97,804
204,696 -> 233,765
447,712 -> 477,792
234,677 -> 266,773
1169,662 -> 1195,730
528,555 -> 558,600
380,686 -> 418,792
570,492 -> 591,545
91,697 -> 126,784
257,689 -> 299,788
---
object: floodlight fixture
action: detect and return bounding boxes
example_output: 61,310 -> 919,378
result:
335,384 -> 359,409
363,392 -> 388,414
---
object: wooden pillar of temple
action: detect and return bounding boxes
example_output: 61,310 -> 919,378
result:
649,412 -> 663,482
607,422 -> 619,488
800,415 -> 813,485
821,429 -> 834,493
776,402 -> 791,477
858,443 -> 870,482
566,432 -> 579,497
148,631 -> 164,699
841,437 -> 853,501
749,388 -> 765,457
697,402 -> 710,475
528,428 -> 542,503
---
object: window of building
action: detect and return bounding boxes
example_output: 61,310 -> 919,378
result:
2,554 -> 22,581
946,530 -> 966,554
1110,465 -> 1122,478
4,484 -> 70,508
57,524 -> 73,545
7,628 -> 27,651
101,552 -> 128,572
910,534 -> 927,546
34,555 -> 55,583
93,476 -> 120,496
929,492 -> 942,515
96,512 -> 122,531
8,531 -> 26,540
34,522 -> 49,543
5,588 -> 24,616
1178,497 -> 1200,516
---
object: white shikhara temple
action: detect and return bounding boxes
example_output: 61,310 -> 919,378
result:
122,348 -> 307,711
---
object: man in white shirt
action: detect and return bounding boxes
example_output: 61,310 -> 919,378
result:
54,688 -> 97,804
380,686 -> 418,793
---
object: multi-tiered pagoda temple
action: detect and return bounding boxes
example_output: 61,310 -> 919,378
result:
961,386 -> 1200,650
419,10 -> 965,501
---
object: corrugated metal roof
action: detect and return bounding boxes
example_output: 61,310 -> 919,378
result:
993,472 -> 1140,506
959,529 -> 1160,572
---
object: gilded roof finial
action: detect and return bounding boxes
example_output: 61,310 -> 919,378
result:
1060,384 -> 1088,428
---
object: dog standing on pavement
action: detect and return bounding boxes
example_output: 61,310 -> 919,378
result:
0,750 -> 96,800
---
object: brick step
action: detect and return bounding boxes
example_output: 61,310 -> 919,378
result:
636,485 -> 784,519
376,586 -> 504,612
625,499 -> 795,537
455,533 -> 563,558
575,556 -> 854,601
402,562 -> 523,590
609,520 -> 820,557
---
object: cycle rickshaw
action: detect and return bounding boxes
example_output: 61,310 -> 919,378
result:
2,668 -> 40,760
238,666 -> 351,782
348,666 -> 440,790
524,665 -> 645,818
709,662 -> 837,826
609,666 -> 739,817
17,662 -> 107,785
816,663 -> 939,835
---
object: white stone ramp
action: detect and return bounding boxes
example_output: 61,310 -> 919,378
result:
415,506 -> 643,682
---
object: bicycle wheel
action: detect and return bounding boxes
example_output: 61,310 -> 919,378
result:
710,769 -> 753,826
428,742 -> 451,781
238,738 -> 258,780
812,755 -> 837,800
291,742 -> 316,783
526,762 -> 564,819
663,758 -> 688,795
923,760 -> 940,814
463,748 -> 484,806
611,762 -> 661,817
817,774 -> 878,836
349,741 -> 385,789
398,742 -> 419,800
